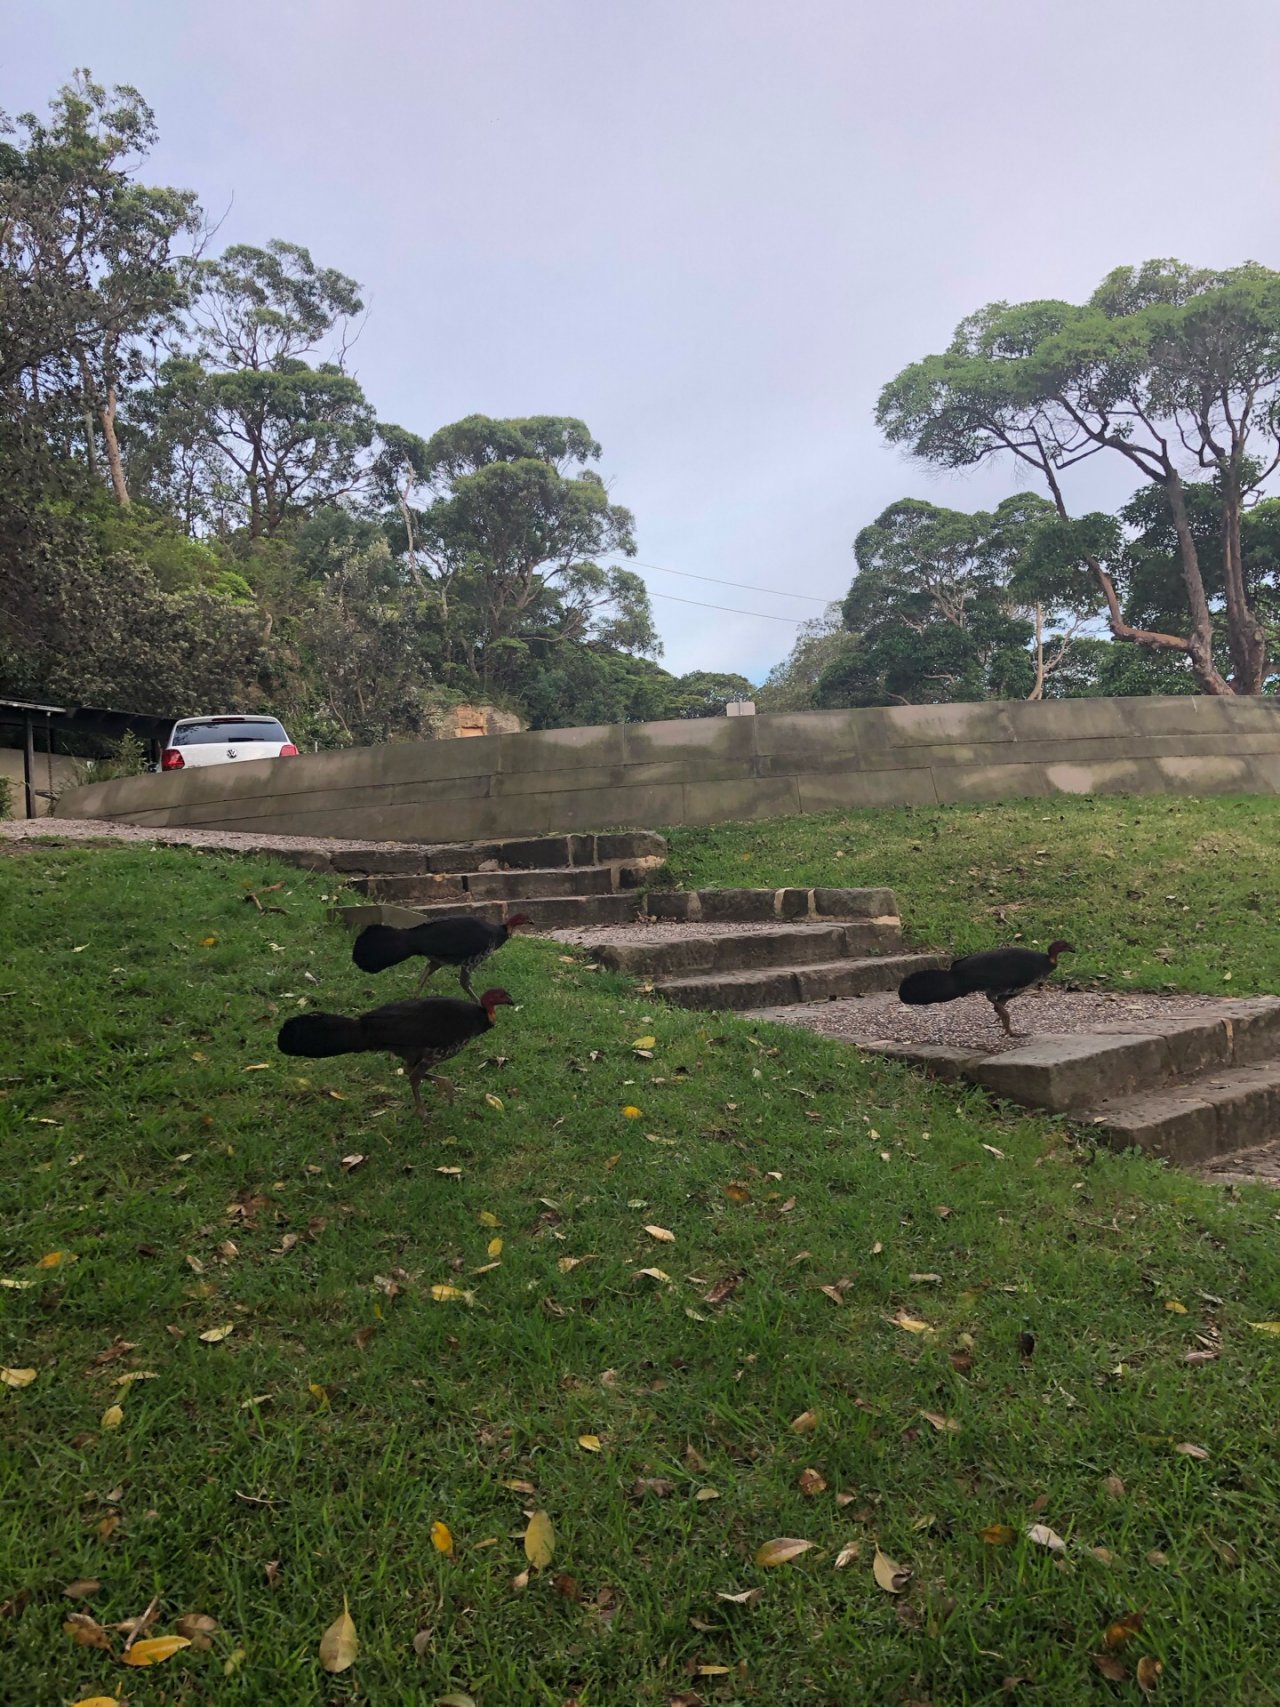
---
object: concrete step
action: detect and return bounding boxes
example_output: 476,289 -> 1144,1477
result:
592,921 -> 905,980
1079,1061 -> 1280,1167
966,1001 -> 1280,1114
352,865 -> 618,904
281,828 -> 667,878
402,892 -> 642,929
657,952 -> 943,1012
645,885 -> 898,924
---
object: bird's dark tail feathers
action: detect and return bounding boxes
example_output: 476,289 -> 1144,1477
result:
352,923 -> 419,974
898,968 -> 964,1006
277,1012 -> 367,1057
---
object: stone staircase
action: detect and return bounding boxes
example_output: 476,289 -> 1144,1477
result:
863,999 -> 1280,1169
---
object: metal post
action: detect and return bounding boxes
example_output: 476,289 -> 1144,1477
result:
23,710 -> 36,818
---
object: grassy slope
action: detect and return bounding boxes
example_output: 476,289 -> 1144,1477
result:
665,793 -> 1280,997
1,833 -> 1279,1705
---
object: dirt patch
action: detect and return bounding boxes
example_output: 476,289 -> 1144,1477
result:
0,818 -> 426,857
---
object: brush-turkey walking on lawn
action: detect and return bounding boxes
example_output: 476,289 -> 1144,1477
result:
898,941 -> 1075,1038
277,988 -> 513,1117
352,913 -> 530,997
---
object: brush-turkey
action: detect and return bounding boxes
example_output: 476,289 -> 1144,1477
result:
277,988 -> 513,1117
898,941 -> 1075,1037
352,913 -> 530,997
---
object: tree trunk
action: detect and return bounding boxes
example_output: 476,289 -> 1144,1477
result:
1218,475 -> 1268,693
1027,603 -> 1046,700
1164,476 -> 1232,694
98,385 -> 131,507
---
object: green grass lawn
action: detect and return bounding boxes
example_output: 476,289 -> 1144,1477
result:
664,793 -> 1280,997
3,829 -> 1280,1705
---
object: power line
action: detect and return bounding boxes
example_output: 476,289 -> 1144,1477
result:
629,557 -> 834,604
648,588 -> 804,624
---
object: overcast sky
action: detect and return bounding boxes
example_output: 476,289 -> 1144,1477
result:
8,0 -> 1280,681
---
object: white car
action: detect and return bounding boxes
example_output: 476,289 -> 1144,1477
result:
160,715 -> 299,772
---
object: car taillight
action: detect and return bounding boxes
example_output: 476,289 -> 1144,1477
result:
161,748 -> 184,770
279,743 -> 299,757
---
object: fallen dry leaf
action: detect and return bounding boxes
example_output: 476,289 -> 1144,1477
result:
0,1367 -> 36,1388
1247,1320 -> 1280,1335
429,1285 -> 474,1304
1092,1653 -> 1130,1682
790,1409 -> 819,1434
694,1486 -> 719,1502
478,1210 -> 499,1228
435,1692 -> 478,1707
69,1698 -> 121,1707
631,1477 -> 675,1498
484,1093 -> 504,1112
198,1323 -> 234,1344
1173,1442 -> 1209,1460
37,1251 -> 75,1269
524,1509 -> 555,1569
486,1237 -> 503,1258
622,1105 -> 642,1118
723,1182 -> 751,1204
1102,1474 -> 1126,1500
174,1613 -> 218,1650
703,1271 -> 743,1306
121,1635 -> 192,1667
577,1434 -> 603,1453
64,1612 -> 112,1650
981,1524 -> 1016,1546
716,1588 -> 764,1606
1104,1611 -> 1145,1649
319,1597 -> 358,1673
100,1404 -> 124,1430
634,1267 -> 671,1283
872,1548 -> 911,1593
797,1467 -> 827,1496
920,1410 -> 960,1433
632,1036 -> 657,1051
755,1537 -> 816,1567
1164,1300 -> 1187,1313
892,1311 -> 934,1335
63,1580 -> 101,1600
1136,1656 -> 1163,1695
834,1541 -> 861,1568
431,1521 -> 455,1557
1026,1523 -> 1066,1552
644,1224 -> 676,1243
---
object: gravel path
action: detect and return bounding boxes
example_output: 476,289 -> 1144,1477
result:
0,816 -> 429,856
742,987 -> 1237,1054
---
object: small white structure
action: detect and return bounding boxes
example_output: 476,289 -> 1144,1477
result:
725,699 -> 756,717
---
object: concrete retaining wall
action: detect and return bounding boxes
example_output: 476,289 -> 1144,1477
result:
51,696 -> 1280,842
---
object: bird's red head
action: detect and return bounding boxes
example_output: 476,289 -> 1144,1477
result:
1046,940 -> 1076,963
479,988 -> 514,1016
505,913 -> 532,933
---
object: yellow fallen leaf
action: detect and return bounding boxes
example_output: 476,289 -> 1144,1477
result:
695,1486 -> 720,1501
113,1371 -> 158,1386
723,1181 -> 752,1204
121,1635 -> 192,1666
0,1278 -> 34,1289
70,1698 -> 121,1706
429,1285 -> 474,1304
981,1523 -> 1016,1545
308,1381 -> 330,1409
622,1105 -> 642,1118
920,1409 -> 961,1433
484,1093 -> 504,1111
63,1612 -> 112,1649
1164,1300 -> 1187,1314
431,1520 -> 455,1557
790,1409 -> 819,1434
631,1036 -> 657,1051
524,1509 -> 555,1569
242,1063 -> 272,1071
100,1404 -> 124,1429
557,1254 -> 596,1273
755,1537 -> 816,1567
872,1547 -> 911,1593
1136,1656 -> 1163,1695
603,1152 -> 621,1170
319,1596 -> 358,1673
633,1267 -> 670,1282
577,1433 -> 603,1452
487,1237 -> 503,1258
893,1311 -> 933,1334
643,1224 -> 675,1243
1,1367 -> 36,1388
199,1324 -> 234,1343
37,1250 -> 75,1268
478,1210 -> 500,1227
1247,1320 -> 1280,1335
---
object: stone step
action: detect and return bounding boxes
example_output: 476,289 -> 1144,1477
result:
657,952 -> 942,1012
1079,1061 -> 1280,1167
592,921 -> 905,979
352,865 -> 618,904
404,892 -> 642,929
645,885 -> 898,924
965,1001 -> 1280,1114
279,828 -> 668,878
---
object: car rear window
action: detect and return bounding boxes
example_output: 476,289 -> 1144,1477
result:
172,719 -> 288,746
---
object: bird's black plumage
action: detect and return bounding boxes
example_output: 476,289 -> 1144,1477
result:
899,941 -> 1074,1036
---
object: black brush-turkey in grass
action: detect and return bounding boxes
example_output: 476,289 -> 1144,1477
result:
278,988 -> 513,1117
898,941 -> 1075,1038
352,912 -> 530,998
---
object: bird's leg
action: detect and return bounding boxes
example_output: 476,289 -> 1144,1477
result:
414,959 -> 441,994
428,1073 -> 456,1103
458,965 -> 477,1001
992,997 -> 1023,1039
406,1064 -> 428,1122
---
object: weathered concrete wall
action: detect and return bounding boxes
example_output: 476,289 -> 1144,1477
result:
1,748 -> 80,818
52,696 -> 1280,841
